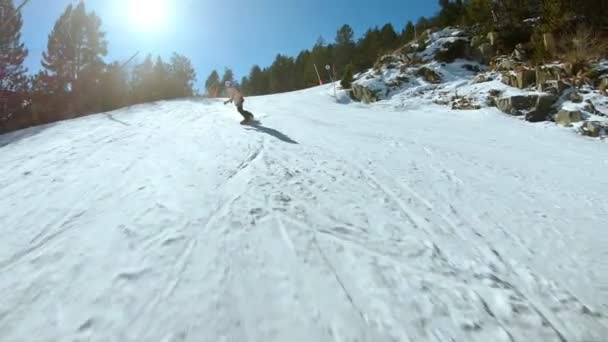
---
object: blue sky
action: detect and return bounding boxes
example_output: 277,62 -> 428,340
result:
19,0 -> 438,88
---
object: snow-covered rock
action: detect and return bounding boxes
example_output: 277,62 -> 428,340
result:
555,109 -> 583,126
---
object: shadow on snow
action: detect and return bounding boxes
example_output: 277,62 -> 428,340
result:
246,122 -> 298,144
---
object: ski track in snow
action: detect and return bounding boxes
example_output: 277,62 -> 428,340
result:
1,88 -> 607,342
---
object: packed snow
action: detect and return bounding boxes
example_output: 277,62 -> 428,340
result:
1,84 -> 607,342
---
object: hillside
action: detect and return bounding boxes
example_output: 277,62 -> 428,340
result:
1,84 -> 607,341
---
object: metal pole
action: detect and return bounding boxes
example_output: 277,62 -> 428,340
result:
313,64 -> 323,85
325,65 -> 336,99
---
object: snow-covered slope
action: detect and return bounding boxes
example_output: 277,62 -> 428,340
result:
1,85 -> 607,342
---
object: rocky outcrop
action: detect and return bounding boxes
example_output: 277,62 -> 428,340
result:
495,57 -> 519,71
496,95 -> 538,115
452,97 -> 481,110
435,39 -> 469,63
351,84 -> 381,103
542,80 -> 571,96
472,73 -> 490,84
569,92 -> 583,103
526,94 -> 558,122
374,55 -> 402,70
477,43 -> 495,64
511,44 -> 527,62
516,68 -> 536,89
496,94 -> 557,122
416,67 -> 442,84
555,109 -> 583,126
579,121 -> 607,137
501,68 -> 536,89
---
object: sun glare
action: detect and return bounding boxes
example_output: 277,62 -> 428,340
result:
128,0 -> 167,31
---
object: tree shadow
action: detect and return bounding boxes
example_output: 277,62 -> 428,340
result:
247,122 -> 298,144
105,113 -> 130,126
0,123 -> 56,148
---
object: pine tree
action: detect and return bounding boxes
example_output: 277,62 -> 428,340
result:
465,0 -> 494,30
334,24 -> 356,76
355,28 -> 381,70
415,17 -> 430,35
379,23 -> 400,53
204,70 -> 220,97
0,0 -> 28,92
340,64 -> 354,89
220,67 -> 234,96
401,21 -> 416,44
268,54 -> 296,94
246,65 -> 269,95
151,56 -> 169,100
99,61 -> 129,111
132,54 -> 154,103
168,53 -> 196,98
40,1 -> 108,116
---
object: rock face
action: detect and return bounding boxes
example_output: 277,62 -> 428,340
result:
579,121 -> 607,137
487,32 -> 498,46
452,97 -> 480,110
416,67 -> 442,84
496,94 -> 557,121
543,33 -> 557,55
512,44 -> 527,61
555,109 -> 583,126
526,94 -> 558,122
351,84 -> 381,103
600,78 -> 608,94
516,69 -> 536,89
478,43 -> 494,64
435,39 -> 469,63
569,92 -> 583,103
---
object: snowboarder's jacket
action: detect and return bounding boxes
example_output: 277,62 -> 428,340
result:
226,87 -> 244,106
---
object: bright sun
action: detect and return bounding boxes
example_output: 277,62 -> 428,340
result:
128,0 -> 167,31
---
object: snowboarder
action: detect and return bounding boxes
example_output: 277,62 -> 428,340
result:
223,81 -> 254,124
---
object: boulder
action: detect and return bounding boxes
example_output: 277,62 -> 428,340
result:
536,67 -> 554,91
569,92 -> 583,103
351,84 -> 381,103
516,69 -> 536,89
485,89 -> 503,107
526,94 -> 558,122
555,109 -> 583,126
501,72 -> 519,87
539,79 -> 571,95
496,95 -> 538,116
579,121 -> 607,137
496,94 -> 557,120
416,67 -> 442,84
583,100 -> 603,116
